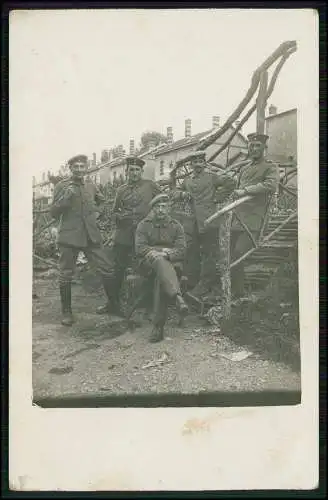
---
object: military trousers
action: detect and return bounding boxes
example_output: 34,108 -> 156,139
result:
230,229 -> 259,297
142,256 -> 183,327
195,226 -> 221,291
58,242 -> 114,285
111,243 -> 134,300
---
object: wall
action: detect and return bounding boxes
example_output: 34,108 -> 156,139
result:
265,109 -> 297,162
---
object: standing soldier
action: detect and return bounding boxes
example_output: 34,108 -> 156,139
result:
173,150 -> 236,298
230,133 -> 280,298
135,193 -> 188,343
97,155 -> 162,316
49,154 -> 116,326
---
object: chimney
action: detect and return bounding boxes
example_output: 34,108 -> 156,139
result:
212,115 -> 220,129
117,144 -> 124,157
92,153 -> 96,166
42,172 -> 46,182
129,139 -> 135,155
269,104 -> 277,116
167,126 -> 174,145
185,118 -> 192,138
235,120 -> 242,130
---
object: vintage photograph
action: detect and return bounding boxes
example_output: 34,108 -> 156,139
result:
28,10 -> 302,406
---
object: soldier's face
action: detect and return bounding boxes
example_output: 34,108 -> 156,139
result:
127,165 -> 143,182
248,141 -> 265,160
191,158 -> 205,173
154,201 -> 170,219
70,161 -> 87,178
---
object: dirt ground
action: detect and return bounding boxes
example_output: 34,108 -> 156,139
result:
32,274 -> 301,400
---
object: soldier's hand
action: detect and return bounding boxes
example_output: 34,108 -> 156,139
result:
233,189 -> 247,199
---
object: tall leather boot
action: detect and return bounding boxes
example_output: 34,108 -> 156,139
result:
149,323 -> 164,343
59,282 -> 74,326
97,276 -> 124,317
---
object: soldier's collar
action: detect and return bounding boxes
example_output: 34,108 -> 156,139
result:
151,215 -> 170,227
70,176 -> 85,185
127,179 -> 142,187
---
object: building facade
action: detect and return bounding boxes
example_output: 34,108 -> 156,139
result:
265,107 -> 297,164
153,122 -> 248,182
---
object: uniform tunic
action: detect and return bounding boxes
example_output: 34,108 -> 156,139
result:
50,177 -> 105,248
112,179 -> 162,246
135,214 -> 186,267
180,169 -> 236,233
49,176 -> 113,283
232,159 -> 279,232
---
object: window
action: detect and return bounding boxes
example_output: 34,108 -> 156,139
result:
160,160 -> 164,176
113,171 -> 117,180
169,161 -> 174,169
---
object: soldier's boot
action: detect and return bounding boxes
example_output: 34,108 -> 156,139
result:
97,277 -> 125,317
149,324 -> 164,343
59,283 -> 74,326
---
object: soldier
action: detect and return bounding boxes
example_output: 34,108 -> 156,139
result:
97,155 -> 162,316
135,193 -> 188,343
230,133 -> 280,298
172,150 -> 236,298
49,154 -> 116,326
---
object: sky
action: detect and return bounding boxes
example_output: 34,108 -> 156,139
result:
9,9 -> 317,181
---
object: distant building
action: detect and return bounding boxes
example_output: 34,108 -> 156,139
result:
152,117 -> 248,182
265,107 -> 297,164
265,107 -> 298,190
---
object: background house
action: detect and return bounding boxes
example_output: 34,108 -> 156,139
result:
265,105 -> 298,189
265,106 -> 297,163
152,117 -> 248,182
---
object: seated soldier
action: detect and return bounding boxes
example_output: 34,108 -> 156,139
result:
135,193 -> 188,343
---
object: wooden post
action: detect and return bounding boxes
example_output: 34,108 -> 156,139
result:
256,71 -> 268,134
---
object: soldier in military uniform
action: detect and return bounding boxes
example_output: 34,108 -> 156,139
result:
231,133 -> 280,297
172,150 -> 236,298
135,193 -> 188,343
97,155 -> 162,315
49,154 -> 115,326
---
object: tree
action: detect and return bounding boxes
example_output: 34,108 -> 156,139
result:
139,131 -> 167,153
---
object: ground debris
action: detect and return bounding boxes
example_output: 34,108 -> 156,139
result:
210,349 -> 253,362
141,352 -> 171,370
49,365 -> 74,375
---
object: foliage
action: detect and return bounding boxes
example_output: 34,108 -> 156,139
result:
139,131 -> 167,153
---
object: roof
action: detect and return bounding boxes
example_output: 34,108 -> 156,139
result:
265,108 -> 297,121
154,126 -> 247,157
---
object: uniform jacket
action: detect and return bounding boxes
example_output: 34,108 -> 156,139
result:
135,214 -> 186,269
178,168 -> 236,233
232,158 -> 279,232
49,177 -> 105,248
112,179 -> 161,246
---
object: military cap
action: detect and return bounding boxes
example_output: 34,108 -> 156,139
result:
67,154 -> 88,167
247,133 -> 269,144
183,150 -> 206,163
149,193 -> 170,209
125,155 -> 145,168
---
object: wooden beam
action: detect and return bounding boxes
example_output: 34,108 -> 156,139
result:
256,71 -> 268,134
